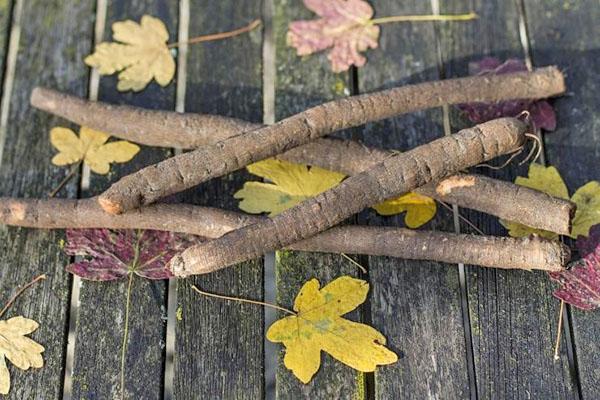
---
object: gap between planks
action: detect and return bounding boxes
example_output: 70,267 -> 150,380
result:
164,1 -> 190,399
62,0 -> 107,399
514,0 -> 582,395
430,0 -> 478,397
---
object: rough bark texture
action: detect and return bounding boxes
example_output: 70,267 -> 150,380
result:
0,197 -> 569,271
32,88 -> 575,234
32,66 -> 563,151
169,118 -> 527,276
95,68 -> 565,214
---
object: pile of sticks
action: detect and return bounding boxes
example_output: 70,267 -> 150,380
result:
1,67 -> 573,275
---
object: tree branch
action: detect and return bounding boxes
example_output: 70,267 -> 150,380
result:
0,197 -> 569,272
81,68 -> 564,214
31,75 -> 573,234
168,118 -> 529,276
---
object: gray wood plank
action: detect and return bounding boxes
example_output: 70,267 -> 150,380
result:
437,0 -> 576,398
524,0 -> 600,398
356,1 -> 469,398
272,2 -> 365,399
0,0 -> 94,398
70,1 -> 177,399
172,1 -> 265,399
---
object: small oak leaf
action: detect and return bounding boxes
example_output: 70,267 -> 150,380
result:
287,0 -> 380,72
235,159 -> 436,227
501,164 -> 600,239
64,229 -> 202,281
85,15 -> 175,91
549,225 -> 600,310
50,126 -> 140,175
267,276 -> 397,383
457,58 -> 557,131
0,316 -> 44,395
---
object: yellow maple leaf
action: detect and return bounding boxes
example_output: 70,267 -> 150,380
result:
267,276 -> 397,383
0,316 -> 44,395
373,192 -> 437,228
235,158 -> 436,227
85,15 -> 175,91
50,126 -> 140,175
501,163 -> 600,239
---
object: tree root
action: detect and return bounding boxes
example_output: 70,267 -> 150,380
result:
32,77 -> 573,233
80,68 -> 564,214
168,118 -> 529,276
0,197 -> 569,272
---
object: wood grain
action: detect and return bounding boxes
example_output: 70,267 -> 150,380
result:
272,1 -> 365,398
356,1 -> 469,398
525,0 -> 600,398
172,1 -> 265,399
438,0 -> 577,398
70,1 -> 176,399
0,0 -> 94,398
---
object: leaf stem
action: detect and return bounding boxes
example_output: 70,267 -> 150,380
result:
191,284 -> 296,315
341,253 -> 367,274
49,160 -> 83,198
120,273 -> 134,400
438,201 -> 485,236
168,19 -> 261,48
370,12 -> 478,25
0,274 -> 47,319
553,300 -> 565,361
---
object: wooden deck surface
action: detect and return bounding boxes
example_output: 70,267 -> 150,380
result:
0,0 -> 597,399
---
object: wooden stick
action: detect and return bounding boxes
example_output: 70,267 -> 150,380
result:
168,118 -> 529,275
81,68 -> 565,214
0,197 -> 569,272
31,82 -> 574,234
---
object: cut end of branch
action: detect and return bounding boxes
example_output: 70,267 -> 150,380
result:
435,175 -> 476,196
98,196 -> 123,215
30,87 -> 57,112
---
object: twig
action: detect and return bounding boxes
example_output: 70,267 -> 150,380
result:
86,69 -> 566,214
0,274 -> 47,318
168,118 -> 530,275
191,285 -> 296,315
0,197 -> 570,272
167,19 -> 261,48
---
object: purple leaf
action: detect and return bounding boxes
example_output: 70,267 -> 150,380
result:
549,224 -> 600,310
458,57 -> 557,132
64,229 -> 202,281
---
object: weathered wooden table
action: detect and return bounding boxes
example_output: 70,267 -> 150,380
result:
0,0 -> 597,399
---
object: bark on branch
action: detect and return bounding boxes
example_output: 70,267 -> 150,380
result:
31,76 -> 573,234
0,197 -> 569,272
84,68 -> 565,214
169,118 -> 528,276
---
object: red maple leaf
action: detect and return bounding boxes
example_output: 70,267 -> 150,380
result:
287,0 -> 380,72
457,57 -> 557,131
64,229 -> 202,281
549,225 -> 600,310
